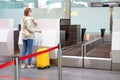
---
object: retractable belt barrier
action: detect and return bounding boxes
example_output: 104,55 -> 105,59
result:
0,60 -> 14,69
0,46 -> 58,69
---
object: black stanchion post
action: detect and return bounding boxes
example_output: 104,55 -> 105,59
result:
13,56 -> 20,80
101,28 -> 105,37
81,28 -> 86,42
18,24 -> 21,31
58,44 -> 62,80
81,28 -> 86,68
81,44 -> 84,68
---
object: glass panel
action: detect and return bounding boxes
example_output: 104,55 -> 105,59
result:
71,7 -> 110,33
0,1 -> 23,9
71,0 -> 120,8
37,0 -> 65,8
0,0 -> 119,9
0,0 -> 66,28
0,8 -> 65,28
71,0 -> 102,8
0,0 -> 65,9
71,2 -> 112,58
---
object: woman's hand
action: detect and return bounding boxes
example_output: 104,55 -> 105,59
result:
37,30 -> 42,33
33,19 -> 37,25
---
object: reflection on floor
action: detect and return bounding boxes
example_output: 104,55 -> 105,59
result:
0,66 -> 120,80
0,56 -> 12,62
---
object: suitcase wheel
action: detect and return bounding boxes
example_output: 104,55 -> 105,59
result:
37,67 -> 45,70
37,66 -> 50,70
46,66 -> 50,68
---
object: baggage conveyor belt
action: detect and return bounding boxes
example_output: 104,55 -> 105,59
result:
62,41 -> 112,70
62,44 -> 83,68
62,44 -> 82,56
62,41 -> 111,58
86,41 -> 111,58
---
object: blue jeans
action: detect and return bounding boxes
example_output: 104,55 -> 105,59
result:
21,39 -> 33,65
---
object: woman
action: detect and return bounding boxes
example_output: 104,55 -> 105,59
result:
21,8 -> 41,68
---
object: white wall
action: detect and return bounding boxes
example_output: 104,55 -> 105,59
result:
111,8 -> 120,64
111,19 -> 120,63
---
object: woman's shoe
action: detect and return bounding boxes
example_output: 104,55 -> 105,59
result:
27,64 -> 34,68
21,64 -> 26,68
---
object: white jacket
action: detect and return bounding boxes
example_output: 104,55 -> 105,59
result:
21,16 -> 38,39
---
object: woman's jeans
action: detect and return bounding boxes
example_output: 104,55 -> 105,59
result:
21,39 -> 33,65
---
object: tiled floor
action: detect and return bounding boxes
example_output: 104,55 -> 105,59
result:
0,66 -> 120,80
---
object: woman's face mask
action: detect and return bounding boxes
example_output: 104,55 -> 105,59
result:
29,12 -> 32,16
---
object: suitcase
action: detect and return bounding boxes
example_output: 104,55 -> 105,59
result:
37,47 -> 50,69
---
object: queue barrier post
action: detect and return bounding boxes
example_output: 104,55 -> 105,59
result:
13,56 -> 20,80
58,44 -> 62,80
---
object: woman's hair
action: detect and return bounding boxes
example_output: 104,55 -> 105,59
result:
24,8 -> 32,16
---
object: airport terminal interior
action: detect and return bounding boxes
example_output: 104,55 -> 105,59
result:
0,0 -> 120,80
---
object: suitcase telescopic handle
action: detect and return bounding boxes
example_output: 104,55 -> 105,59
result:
37,32 -> 42,49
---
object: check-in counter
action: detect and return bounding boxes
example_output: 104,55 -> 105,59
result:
0,19 -> 14,56
14,28 -> 20,54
